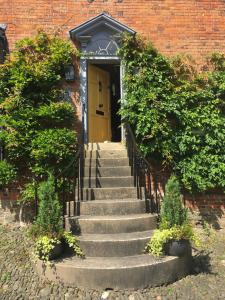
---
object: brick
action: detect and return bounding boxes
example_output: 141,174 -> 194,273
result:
0,0 -> 224,58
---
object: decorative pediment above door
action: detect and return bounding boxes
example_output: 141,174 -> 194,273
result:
69,13 -> 135,56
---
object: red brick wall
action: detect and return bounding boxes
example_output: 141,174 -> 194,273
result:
185,192 -> 225,228
1,0 -> 225,58
1,0 -> 225,224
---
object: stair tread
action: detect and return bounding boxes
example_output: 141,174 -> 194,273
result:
79,230 -> 153,241
81,199 -> 145,203
79,214 -> 156,220
85,149 -> 127,151
85,143 -> 125,148
68,198 -> 143,204
83,176 -> 133,179
83,187 -> 137,190
84,158 -> 128,161
85,150 -> 127,153
56,254 -> 175,269
84,166 -> 130,169
73,199 -> 144,203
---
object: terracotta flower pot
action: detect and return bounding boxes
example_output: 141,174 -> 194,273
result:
164,239 -> 191,257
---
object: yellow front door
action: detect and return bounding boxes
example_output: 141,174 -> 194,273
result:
88,65 -> 111,142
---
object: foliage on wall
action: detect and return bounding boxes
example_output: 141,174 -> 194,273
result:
0,31 -> 78,190
119,34 -> 225,192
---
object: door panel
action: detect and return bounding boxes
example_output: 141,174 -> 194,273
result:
88,65 -> 111,142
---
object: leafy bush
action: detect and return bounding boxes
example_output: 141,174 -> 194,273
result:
119,33 -> 225,192
31,128 -> 77,176
35,236 -> 61,263
63,231 -> 84,258
145,224 -> 199,257
0,30 -> 78,191
36,102 -> 76,128
20,182 -> 36,204
160,175 -> 188,229
0,160 -> 16,187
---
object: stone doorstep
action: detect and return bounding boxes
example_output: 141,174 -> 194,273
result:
35,254 -> 192,290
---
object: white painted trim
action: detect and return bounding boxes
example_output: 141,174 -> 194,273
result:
81,55 -> 120,61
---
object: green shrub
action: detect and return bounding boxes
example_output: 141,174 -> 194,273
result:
119,33 -> 225,192
31,176 -> 84,262
160,175 -> 188,229
35,174 -> 63,235
0,160 -> 16,187
20,182 -> 36,204
34,235 -> 61,263
36,102 -> 76,128
63,231 -> 84,258
145,224 -> 199,257
31,128 -> 77,176
0,30 -> 78,189
145,175 -> 200,257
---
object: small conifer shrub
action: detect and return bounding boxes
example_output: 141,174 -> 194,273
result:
35,174 -> 63,235
160,175 -> 188,229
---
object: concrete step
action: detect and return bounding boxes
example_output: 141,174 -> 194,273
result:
85,149 -> 128,159
85,142 -> 126,151
84,158 -> 130,167
83,176 -> 134,188
80,199 -> 146,215
36,254 -> 191,289
79,230 -> 153,257
75,214 -> 157,234
65,198 -> 146,217
84,166 -> 131,177
81,187 -> 141,200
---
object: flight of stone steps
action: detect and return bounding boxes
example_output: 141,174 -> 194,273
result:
37,142 -> 191,289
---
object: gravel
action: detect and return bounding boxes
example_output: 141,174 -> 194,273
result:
0,224 -> 225,300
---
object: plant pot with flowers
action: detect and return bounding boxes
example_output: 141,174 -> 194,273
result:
145,175 -> 199,257
29,174 -> 84,263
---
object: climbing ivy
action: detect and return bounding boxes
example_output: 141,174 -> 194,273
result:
0,31 -> 78,190
119,34 -> 225,192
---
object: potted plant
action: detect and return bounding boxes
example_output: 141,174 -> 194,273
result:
146,175 -> 199,257
29,174 -> 84,263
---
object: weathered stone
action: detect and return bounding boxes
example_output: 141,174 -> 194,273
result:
101,291 -> 110,299
39,287 -> 52,298
64,292 -> 73,300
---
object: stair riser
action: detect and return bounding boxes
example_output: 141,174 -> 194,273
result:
79,238 -> 150,257
80,200 -> 146,215
36,256 -> 191,289
85,150 -> 128,159
84,167 -> 131,177
85,144 -> 125,151
84,158 -> 130,167
83,177 -> 134,188
77,216 -> 157,234
82,187 -> 141,200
